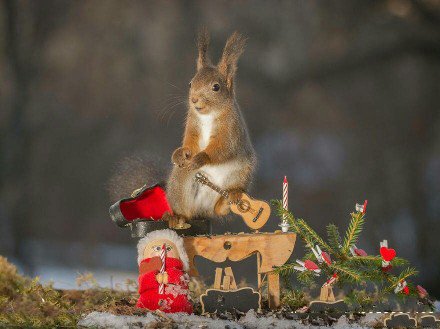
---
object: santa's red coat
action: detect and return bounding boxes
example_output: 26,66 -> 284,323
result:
136,257 -> 193,314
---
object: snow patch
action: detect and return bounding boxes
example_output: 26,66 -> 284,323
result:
358,313 -> 385,327
239,309 -> 306,329
78,311 -> 241,329
78,311 -> 158,329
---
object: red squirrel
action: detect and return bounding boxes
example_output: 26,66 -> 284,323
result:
166,30 -> 256,222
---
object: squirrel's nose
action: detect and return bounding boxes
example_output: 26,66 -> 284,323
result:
191,97 -> 198,104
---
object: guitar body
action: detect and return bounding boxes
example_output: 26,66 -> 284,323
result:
230,193 -> 271,230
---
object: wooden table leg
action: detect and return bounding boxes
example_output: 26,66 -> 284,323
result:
257,253 -> 262,289
214,268 -> 223,289
267,272 -> 280,309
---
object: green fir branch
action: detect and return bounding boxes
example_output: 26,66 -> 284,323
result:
393,267 -> 418,287
271,200 -> 315,248
330,264 -> 363,283
327,224 -> 342,254
296,219 -> 333,253
303,251 -> 315,262
296,270 -> 316,286
390,257 -> 410,267
271,200 -> 301,233
272,199 -> 421,305
342,212 -> 365,254
345,255 -> 383,265
346,255 -> 409,267
273,263 -> 297,277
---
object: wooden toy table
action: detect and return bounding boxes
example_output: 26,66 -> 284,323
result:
183,231 -> 296,309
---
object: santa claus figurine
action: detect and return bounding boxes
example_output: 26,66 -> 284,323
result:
136,229 -> 193,314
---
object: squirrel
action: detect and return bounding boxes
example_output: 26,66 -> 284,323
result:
166,29 -> 256,222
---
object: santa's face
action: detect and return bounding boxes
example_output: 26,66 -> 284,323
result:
143,239 -> 180,260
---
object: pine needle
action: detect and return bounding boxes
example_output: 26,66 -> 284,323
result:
330,264 -> 363,283
342,212 -> 365,254
327,224 -> 342,254
346,256 -> 409,267
297,219 -> 333,253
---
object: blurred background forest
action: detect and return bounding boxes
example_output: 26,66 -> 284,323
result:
1,0 -> 439,296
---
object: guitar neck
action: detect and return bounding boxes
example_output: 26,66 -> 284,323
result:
198,176 -> 229,199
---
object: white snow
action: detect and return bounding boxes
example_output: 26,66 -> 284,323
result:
357,313 -> 385,327
77,310 -> 409,329
78,311 -> 241,329
78,312 -> 158,329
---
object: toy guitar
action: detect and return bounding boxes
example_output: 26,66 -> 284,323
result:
195,172 -> 271,230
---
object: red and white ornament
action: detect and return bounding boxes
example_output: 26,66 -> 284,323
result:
294,259 -> 321,275
394,280 -> 409,295
416,285 -> 428,299
322,273 -> 338,287
349,244 -> 367,257
310,245 -> 332,265
380,240 -> 396,272
355,200 -> 368,214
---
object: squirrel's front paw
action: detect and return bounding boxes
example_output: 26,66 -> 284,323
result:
188,152 -> 210,171
227,190 -> 243,205
172,147 -> 192,167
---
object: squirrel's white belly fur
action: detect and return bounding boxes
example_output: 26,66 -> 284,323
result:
192,159 -> 243,215
197,112 -> 213,150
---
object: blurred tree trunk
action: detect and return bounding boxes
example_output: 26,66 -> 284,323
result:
1,0 -> 34,268
1,0 -> 68,269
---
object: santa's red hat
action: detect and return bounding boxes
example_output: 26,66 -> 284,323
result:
137,229 -> 189,271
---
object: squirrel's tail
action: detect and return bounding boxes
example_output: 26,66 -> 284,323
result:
107,155 -> 168,202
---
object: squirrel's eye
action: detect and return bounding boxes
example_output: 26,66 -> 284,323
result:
212,83 -> 220,92
188,81 -> 192,87
166,246 -> 172,251
153,246 -> 161,252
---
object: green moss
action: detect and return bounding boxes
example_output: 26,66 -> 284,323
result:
0,256 -> 144,328
281,289 -> 309,310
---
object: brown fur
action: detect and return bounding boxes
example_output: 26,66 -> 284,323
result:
166,30 -> 256,220
108,156 -> 164,202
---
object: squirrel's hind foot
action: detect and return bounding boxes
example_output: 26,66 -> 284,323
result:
168,214 -> 191,230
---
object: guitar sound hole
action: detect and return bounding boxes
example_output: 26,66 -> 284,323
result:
238,200 -> 250,213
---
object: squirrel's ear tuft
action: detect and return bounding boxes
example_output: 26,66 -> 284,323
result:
218,31 -> 247,90
197,27 -> 211,70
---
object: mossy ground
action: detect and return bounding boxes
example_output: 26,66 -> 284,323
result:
0,256 -> 164,327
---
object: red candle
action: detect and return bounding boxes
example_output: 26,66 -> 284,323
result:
283,176 -> 288,217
